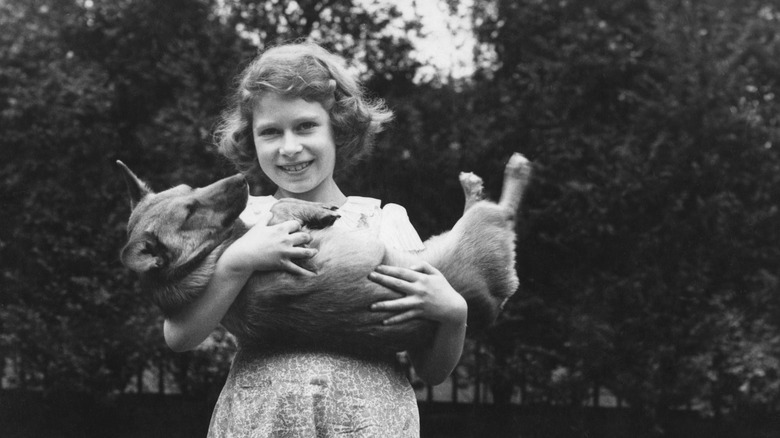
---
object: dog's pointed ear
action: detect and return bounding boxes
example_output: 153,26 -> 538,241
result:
116,160 -> 153,209
120,232 -> 167,273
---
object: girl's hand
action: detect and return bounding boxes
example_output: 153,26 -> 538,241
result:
367,262 -> 467,326
221,212 -> 318,277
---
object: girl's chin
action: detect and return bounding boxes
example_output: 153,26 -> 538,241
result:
275,181 -> 319,196
271,173 -> 312,188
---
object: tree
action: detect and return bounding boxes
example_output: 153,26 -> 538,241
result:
463,0 -> 780,424
0,0 -> 426,396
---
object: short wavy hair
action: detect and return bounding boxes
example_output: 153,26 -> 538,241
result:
215,42 -> 393,185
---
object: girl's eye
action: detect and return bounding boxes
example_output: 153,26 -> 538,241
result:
297,122 -> 317,132
259,128 -> 280,137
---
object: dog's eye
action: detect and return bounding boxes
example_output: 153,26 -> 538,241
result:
185,202 -> 200,219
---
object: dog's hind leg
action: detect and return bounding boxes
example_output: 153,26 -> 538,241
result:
420,154 -> 531,327
459,172 -> 485,214
498,153 -> 532,219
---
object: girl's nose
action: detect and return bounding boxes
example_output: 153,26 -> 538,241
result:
279,132 -> 303,156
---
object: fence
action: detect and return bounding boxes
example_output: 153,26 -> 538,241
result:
2,389 -> 778,438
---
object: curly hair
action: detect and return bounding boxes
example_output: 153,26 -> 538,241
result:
215,42 -> 393,185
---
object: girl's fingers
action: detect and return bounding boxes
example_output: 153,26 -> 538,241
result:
290,231 -> 312,246
276,219 -> 303,233
410,261 -> 440,276
281,259 -> 316,277
368,270 -> 416,293
382,309 -> 423,325
373,264 -> 423,282
371,296 -> 418,312
289,247 -> 318,259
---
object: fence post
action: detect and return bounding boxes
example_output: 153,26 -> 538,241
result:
451,366 -> 459,403
473,341 -> 481,405
157,358 -> 165,394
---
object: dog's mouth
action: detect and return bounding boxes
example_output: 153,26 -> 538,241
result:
222,201 -> 245,227
194,173 -> 248,228
221,176 -> 249,227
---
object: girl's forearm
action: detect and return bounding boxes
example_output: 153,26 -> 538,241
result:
163,258 -> 251,352
409,318 -> 467,385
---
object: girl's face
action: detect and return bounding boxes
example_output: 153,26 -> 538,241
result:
252,93 -> 342,203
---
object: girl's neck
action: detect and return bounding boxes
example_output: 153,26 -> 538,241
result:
274,179 -> 348,207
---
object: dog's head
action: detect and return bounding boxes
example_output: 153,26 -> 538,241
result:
117,161 -> 248,283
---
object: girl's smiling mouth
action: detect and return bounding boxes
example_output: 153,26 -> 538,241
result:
278,161 -> 313,173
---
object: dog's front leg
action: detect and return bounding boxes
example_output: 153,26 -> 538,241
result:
269,199 -> 341,229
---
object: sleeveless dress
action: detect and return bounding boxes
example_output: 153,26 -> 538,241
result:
207,196 -> 425,438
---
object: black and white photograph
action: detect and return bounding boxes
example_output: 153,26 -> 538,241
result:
1,1 -> 779,437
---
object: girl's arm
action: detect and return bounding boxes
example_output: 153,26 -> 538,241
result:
368,263 -> 467,385
164,213 -> 317,352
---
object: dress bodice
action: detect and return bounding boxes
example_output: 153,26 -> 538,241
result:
240,195 -> 425,252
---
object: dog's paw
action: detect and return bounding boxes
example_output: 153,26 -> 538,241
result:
505,153 -> 532,185
459,172 -> 485,207
304,208 -> 340,230
270,199 -> 341,229
496,153 -> 532,214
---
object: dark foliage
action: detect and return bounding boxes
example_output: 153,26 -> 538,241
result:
1,1 -> 778,432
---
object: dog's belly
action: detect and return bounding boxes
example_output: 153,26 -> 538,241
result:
221,227 -> 433,353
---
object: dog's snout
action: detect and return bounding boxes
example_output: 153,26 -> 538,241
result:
223,174 -> 249,198
197,174 -> 247,200
226,173 -> 246,187
213,174 -> 246,190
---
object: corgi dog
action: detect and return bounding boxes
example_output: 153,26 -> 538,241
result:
118,154 -> 531,355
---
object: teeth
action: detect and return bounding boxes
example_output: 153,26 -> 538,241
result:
280,162 -> 311,172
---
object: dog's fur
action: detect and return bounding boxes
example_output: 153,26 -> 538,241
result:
118,154 -> 531,355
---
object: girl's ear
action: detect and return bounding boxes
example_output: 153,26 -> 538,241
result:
116,160 -> 153,209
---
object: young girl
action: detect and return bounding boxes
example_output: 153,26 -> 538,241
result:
163,42 -> 467,437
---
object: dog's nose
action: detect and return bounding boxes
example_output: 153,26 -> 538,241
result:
227,173 -> 246,186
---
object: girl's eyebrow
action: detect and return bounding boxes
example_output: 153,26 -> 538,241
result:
253,121 -> 276,132
291,114 -> 323,123
254,113 -> 325,130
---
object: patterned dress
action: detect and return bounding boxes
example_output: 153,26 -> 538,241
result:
207,196 -> 425,438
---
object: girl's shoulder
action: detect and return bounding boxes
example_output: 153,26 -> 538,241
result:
378,203 -> 425,252
318,196 -> 425,252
